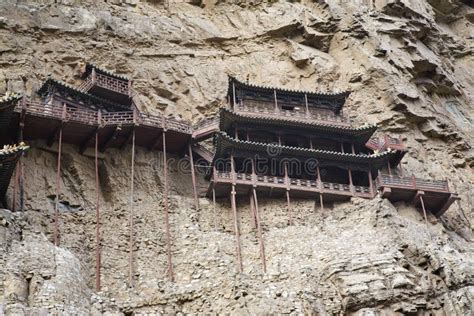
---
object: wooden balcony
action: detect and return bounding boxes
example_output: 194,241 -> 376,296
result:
192,117 -> 219,142
234,103 -> 351,127
209,171 -> 374,200
79,72 -> 131,105
8,99 -> 191,154
377,174 -> 458,217
366,135 -> 405,152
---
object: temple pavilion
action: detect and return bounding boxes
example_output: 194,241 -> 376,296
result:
200,77 -> 459,223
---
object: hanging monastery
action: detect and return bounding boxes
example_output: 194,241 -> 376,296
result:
0,64 -> 460,288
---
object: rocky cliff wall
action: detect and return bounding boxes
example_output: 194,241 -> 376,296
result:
0,0 -> 473,314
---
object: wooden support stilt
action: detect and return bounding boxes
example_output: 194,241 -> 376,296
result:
12,165 -> 19,211
53,125 -> 63,246
317,166 -> 324,211
387,161 -> 392,176
348,169 -> 354,193
19,107 -> 25,212
286,189 -> 292,225
304,93 -> 309,117
232,82 -> 237,109
230,153 -> 243,272
274,89 -> 278,113
419,195 -> 429,225
52,104 -> 66,246
230,185 -> 243,273
128,128 -> 136,287
368,169 -> 374,195
94,128 -> 101,292
212,185 -> 217,231
188,143 -> 199,210
162,124 -> 174,282
249,190 -> 257,229
252,188 -> 266,273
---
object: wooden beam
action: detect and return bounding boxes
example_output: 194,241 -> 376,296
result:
419,195 -> 429,225
128,128 -> 136,287
94,130 -> 101,292
212,184 -> 217,231
252,188 -> 266,273
162,128 -> 174,282
231,184 -> 243,273
53,125 -> 63,246
148,130 -> 163,152
249,190 -> 257,229
100,126 -> 121,152
120,127 -> 135,150
188,143 -> 199,210
80,129 -> 98,155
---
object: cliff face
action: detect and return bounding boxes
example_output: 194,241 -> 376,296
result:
0,0 -> 473,314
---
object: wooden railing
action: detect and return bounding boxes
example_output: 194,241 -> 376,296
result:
81,72 -> 130,96
235,103 -> 350,127
367,135 -> 405,152
14,99 -> 192,134
192,117 -> 219,139
377,174 -> 449,192
215,171 -> 373,198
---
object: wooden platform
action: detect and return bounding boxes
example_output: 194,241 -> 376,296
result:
208,171 -> 374,201
378,175 -> 459,217
5,100 -> 191,154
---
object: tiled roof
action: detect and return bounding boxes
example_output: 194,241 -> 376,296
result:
219,108 -> 377,143
0,143 -> 29,158
228,76 -> 350,98
37,78 -> 130,111
0,94 -> 21,110
82,63 -> 130,81
211,132 -> 402,171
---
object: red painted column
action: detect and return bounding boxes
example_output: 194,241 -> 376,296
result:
128,128 -> 135,287
230,153 -> 243,272
188,143 -> 199,210
162,121 -> 174,282
252,188 -> 266,273
94,116 -> 101,292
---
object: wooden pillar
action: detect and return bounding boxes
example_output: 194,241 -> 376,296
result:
309,138 -> 313,150
368,169 -> 374,195
249,154 -> 257,228
235,126 -> 239,140
249,191 -> 256,229
53,104 -> 66,246
274,89 -> 278,113
284,163 -> 292,225
351,143 -> 355,154
387,161 -> 392,176
212,185 -> 217,230
128,128 -> 136,287
19,105 -> 25,212
252,188 -> 266,273
232,82 -> 237,109
12,164 -> 19,211
188,144 -> 199,210
94,116 -> 101,292
340,143 -> 344,153
162,122 -> 174,282
419,195 -> 429,225
317,166 -> 324,211
304,93 -> 309,117
230,184 -> 243,273
230,153 -> 243,272
348,169 -> 354,193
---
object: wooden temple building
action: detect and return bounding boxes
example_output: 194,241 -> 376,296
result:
0,67 -> 460,282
